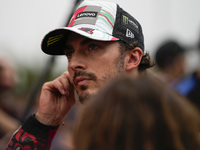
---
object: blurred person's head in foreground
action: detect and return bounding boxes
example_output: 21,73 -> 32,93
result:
41,1 -> 154,103
155,40 -> 186,82
74,75 -> 200,150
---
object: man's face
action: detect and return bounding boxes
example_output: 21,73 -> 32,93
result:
65,32 -> 126,102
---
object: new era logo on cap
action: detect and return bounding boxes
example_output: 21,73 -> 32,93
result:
126,29 -> 134,38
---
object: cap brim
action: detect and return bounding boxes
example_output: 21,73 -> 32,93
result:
41,26 -> 119,55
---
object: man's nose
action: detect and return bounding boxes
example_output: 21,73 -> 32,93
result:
68,52 -> 86,72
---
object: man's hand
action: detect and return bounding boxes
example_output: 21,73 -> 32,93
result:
35,72 -> 75,126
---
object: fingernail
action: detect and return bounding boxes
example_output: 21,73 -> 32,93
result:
62,89 -> 69,96
62,89 -> 66,94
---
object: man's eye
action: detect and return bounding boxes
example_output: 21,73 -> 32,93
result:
64,50 -> 73,59
88,43 -> 99,51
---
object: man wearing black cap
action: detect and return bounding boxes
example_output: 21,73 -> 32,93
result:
7,1 -> 154,149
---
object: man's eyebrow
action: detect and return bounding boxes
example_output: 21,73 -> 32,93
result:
80,38 -> 93,45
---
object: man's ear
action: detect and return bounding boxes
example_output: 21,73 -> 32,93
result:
125,47 -> 143,71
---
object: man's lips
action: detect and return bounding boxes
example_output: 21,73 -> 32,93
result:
75,77 -> 91,86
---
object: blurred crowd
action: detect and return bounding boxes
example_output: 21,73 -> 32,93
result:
151,34 -> 200,110
0,52 -> 20,148
1,28 -> 200,150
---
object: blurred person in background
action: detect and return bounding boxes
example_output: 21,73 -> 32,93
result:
153,40 -> 186,91
175,30 -> 200,110
74,75 -> 200,150
0,52 -> 20,149
6,1 -> 155,149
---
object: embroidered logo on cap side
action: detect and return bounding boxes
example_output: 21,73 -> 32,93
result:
123,15 -> 129,24
47,34 -> 63,47
122,15 -> 138,29
121,14 -> 139,34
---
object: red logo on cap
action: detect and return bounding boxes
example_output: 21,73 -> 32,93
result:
78,27 -> 95,34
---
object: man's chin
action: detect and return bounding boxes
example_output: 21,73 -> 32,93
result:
77,89 -> 96,104
78,92 -> 92,104
76,84 -> 98,103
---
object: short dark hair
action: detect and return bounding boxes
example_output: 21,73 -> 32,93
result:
118,40 -> 155,72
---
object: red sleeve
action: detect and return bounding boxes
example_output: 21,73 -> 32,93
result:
6,115 -> 59,150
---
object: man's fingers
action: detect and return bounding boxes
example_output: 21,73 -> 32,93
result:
63,71 -> 73,84
43,80 -> 68,97
55,80 -> 69,96
59,73 -> 71,94
50,72 -> 73,96
42,72 -> 74,98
